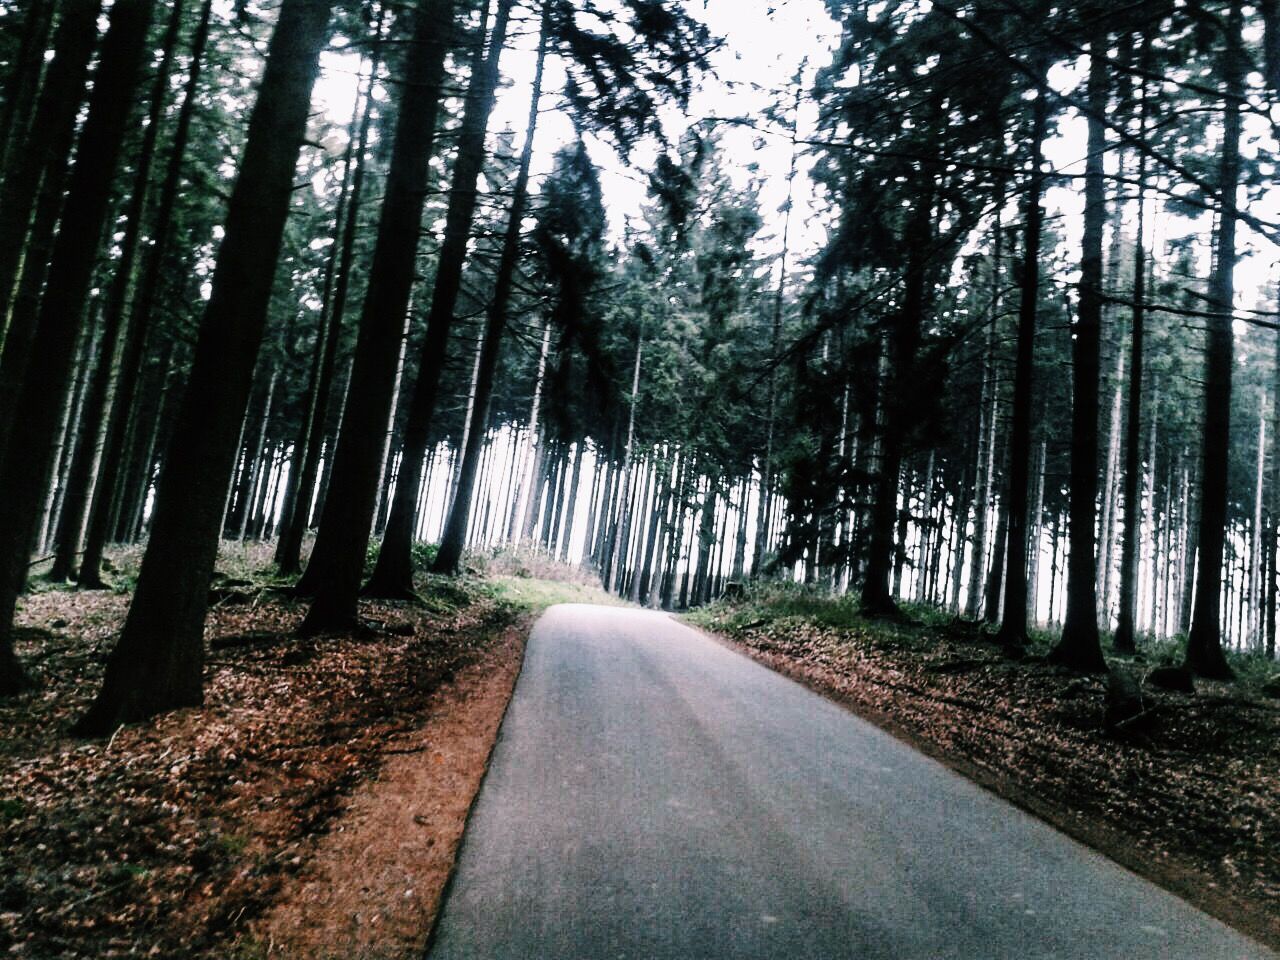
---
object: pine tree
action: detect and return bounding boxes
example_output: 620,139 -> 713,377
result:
72,0 -> 334,729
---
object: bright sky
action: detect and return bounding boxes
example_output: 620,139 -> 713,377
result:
310,0 -> 1280,317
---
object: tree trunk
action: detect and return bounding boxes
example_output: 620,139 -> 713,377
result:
861,186 -> 932,615
965,233 -> 1000,620
0,0 -> 101,353
364,0 -> 514,596
79,0 -> 215,589
40,302 -> 99,560
48,0 -> 186,584
0,0 -> 155,696
509,321 -> 550,545
1113,86 -> 1150,652
996,75 -> 1047,648
559,442 -> 583,564
1185,0 -> 1242,680
275,21 -> 382,575
1050,31 -> 1109,674
752,80 -> 801,577
0,0 -> 57,176
604,330 -> 644,591
296,0 -> 458,626
432,10 -> 547,576
71,0 -> 333,729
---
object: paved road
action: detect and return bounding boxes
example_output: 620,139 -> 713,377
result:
427,604 -> 1273,959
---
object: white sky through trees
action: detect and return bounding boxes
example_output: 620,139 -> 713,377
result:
309,0 -> 1280,325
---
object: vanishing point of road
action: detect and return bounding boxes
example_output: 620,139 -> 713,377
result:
427,604 -> 1274,959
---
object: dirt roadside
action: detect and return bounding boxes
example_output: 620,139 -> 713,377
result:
0,572 -> 549,959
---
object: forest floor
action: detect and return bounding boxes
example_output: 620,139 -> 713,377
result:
687,585 -> 1280,952
0,543 -> 616,960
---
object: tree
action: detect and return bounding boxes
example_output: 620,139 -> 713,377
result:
77,0 -> 217,590
1049,18 -> 1109,674
0,0 -> 156,695
433,1 -> 550,575
72,0 -> 334,730
1184,0 -> 1243,681
273,9 -> 384,576
351,0 -> 514,602
296,0 -> 462,632
996,49 -> 1049,650
48,0 -> 188,584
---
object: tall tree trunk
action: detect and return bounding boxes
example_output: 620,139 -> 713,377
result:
1185,0 -> 1242,680
996,74 -> 1047,649
752,80 -> 801,577
861,186 -> 932,615
1113,71 -> 1150,653
0,0 -> 155,696
275,21 -> 382,575
372,308 -> 412,535
0,0 -> 57,176
965,229 -> 1000,620
1270,335 -> 1280,657
48,0 -> 186,584
559,442 -> 583,564
1178,455 -> 1198,634
363,0 -> 513,596
79,0 -> 215,589
296,0 -> 458,628
0,0 -> 101,351
1097,344 -> 1125,626
433,8 -> 546,576
604,327 -> 644,590
71,0 -> 333,729
1050,31 -> 1109,673
40,302 -> 99,559
1025,435 -> 1047,623
509,321 -> 550,545
1251,400 -> 1266,649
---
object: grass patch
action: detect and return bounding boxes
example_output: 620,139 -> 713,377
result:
688,580 -> 864,635
693,580 -> 1280,688
487,575 -> 625,614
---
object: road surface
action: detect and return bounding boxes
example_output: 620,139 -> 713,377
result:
427,604 -> 1273,959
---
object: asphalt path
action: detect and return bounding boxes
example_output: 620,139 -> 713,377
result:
427,603 -> 1273,959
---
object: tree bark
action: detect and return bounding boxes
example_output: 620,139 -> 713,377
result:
1050,31 -> 1109,673
364,0 -> 513,595
49,0 -> 186,584
296,0 -> 458,627
0,0 -> 101,355
965,230 -> 1000,620
996,74 -> 1047,649
71,0 -> 333,729
1185,0 -> 1242,680
432,8 -> 546,575
0,0 -> 155,696
0,0 -> 57,176
275,22 -> 382,575
861,186 -> 932,615
79,0 -> 215,588
1113,65 -> 1150,653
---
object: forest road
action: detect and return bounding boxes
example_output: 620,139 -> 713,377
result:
426,604 -> 1273,960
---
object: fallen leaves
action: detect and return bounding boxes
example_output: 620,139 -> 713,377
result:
0,577 -> 518,958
